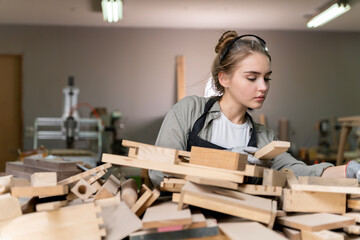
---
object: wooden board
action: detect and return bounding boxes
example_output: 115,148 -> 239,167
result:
218,222 -> 287,240
176,55 -> 186,102
281,168 -> 298,188
348,198 -> 360,210
138,144 -> 179,164
0,202 -> 105,240
238,184 -> 282,196
0,193 -> 22,221
291,184 -> 360,194
71,178 -> 97,200
343,212 -> 360,223
301,230 -> 344,240
254,141 -> 290,160
30,172 -> 57,187
190,146 -> 246,171
131,184 -> 153,214
282,189 -> 346,214
298,176 -> 358,187
262,169 -> 287,187
179,181 -> 276,226
281,227 -> 301,240
36,200 -> 68,212
58,163 -> 112,185
135,187 -> 160,217
23,157 -> 78,171
142,201 -> 192,229
87,170 -> 106,185
160,177 -> 186,192
185,175 -> 238,190
101,202 -> 142,240
276,213 -> 355,232
11,185 -> 69,198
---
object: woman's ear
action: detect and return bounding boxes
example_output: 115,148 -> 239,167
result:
218,72 -> 230,88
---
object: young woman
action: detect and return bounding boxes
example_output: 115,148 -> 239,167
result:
149,31 -> 357,186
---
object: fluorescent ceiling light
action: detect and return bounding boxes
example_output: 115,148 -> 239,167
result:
101,0 -> 123,23
307,1 -> 351,28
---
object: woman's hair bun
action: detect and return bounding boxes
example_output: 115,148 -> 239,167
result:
215,31 -> 238,54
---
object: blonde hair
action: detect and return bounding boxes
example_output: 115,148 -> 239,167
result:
211,31 -> 271,94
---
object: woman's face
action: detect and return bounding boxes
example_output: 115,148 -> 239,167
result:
223,52 -> 272,109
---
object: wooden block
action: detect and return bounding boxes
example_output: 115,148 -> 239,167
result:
101,201 -> 142,240
91,181 -> 102,191
23,157 -> 78,171
13,178 -> 30,187
87,170 -> 106,185
281,227 -> 301,240
58,162 -> 112,185
94,175 -> 121,200
121,178 -> 138,208
254,141 -> 290,160
343,225 -> 360,235
238,184 -> 282,196
298,176 -> 358,187
36,200 -> 68,212
131,184 -> 152,213
348,198 -> 360,210
179,181 -> 276,226
160,177 -> 186,192
142,201 -> 192,229
218,222 -> 287,240
190,146 -> 247,171
30,172 -> 57,187
102,154 -> 245,183
0,175 -> 14,194
187,213 -> 207,229
263,169 -> 287,187
71,178 -> 96,200
281,168 -> 298,188
302,230 -> 344,240
282,189 -> 346,214
176,55 -> 186,101
95,192 -> 121,208
185,175 -> 238,190
11,185 -> 69,198
0,193 -> 22,221
138,144 -> 179,164
136,187 -> 161,217
172,193 -> 181,203
291,184 -> 360,194
276,213 -> 355,232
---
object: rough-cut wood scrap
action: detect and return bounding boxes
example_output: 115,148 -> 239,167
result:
0,193 -> 22,221
135,187 -> 160,217
281,227 -> 301,240
57,162 -> 112,185
71,178 -> 97,200
30,172 -> 57,187
254,141 -> 290,160
263,169 -> 287,187
298,176 -> 358,187
218,222 -> 287,240
281,168 -> 298,188
282,189 -> 346,214
131,184 -> 152,214
87,170 -> 106,185
0,202 -> 106,240
190,146 -> 247,171
121,178 -> 138,208
276,213 -> 355,232
179,181 -> 276,226
11,185 -> 69,198
185,175 -> 238,190
23,157 -> 78,171
129,218 -> 218,240
343,225 -> 360,235
348,198 -> 360,210
102,154 -> 245,183
101,201 -> 142,240
160,177 -> 186,192
142,201 -> 192,229
291,184 -> 360,194
302,230 -> 344,240
138,144 -> 180,164
238,184 -> 282,196
36,200 -> 68,212
0,175 -> 14,194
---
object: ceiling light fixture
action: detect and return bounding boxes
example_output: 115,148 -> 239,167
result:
307,0 -> 351,28
101,0 -> 123,23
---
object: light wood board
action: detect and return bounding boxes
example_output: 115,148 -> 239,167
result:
11,185 -> 69,197
254,141 -> 290,160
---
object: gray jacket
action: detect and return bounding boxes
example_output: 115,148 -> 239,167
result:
149,95 -> 333,185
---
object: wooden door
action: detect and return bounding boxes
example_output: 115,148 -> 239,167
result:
0,55 -> 22,172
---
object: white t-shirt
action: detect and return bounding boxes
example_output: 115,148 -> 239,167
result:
210,112 -> 250,149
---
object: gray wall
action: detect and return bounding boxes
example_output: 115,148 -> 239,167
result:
0,25 -> 359,151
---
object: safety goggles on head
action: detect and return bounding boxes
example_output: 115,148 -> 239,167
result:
219,34 -> 268,63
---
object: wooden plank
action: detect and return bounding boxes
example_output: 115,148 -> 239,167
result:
0,175 -> 14,194
348,198 -> 360,210
262,169 -> 287,187
301,230 -> 344,240
57,163 -> 112,185
179,181 -> 276,225
131,184 -> 152,214
281,168 -> 298,188
0,193 -> 22,221
176,55 -> 186,102
101,202 -> 142,240
218,222 -> 287,240
187,213 -> 207,229
343,212 -> 360,223
102,154 -> 245,183
138,144 -> 179,164
23,157 -> 78,171
298,176 -> 358,187
30,172 -> 57,187
276,213 -> 355,232
238,184 -> 282,196
95,192 -> 121,208
160,177 -> 186,192
254,141 -> 290,160
36,200 -> 68,212
282,189 -> 346,214
291,184 -> 360,194
185,175 -> 238,190
142,201 -> 192,229
280,227 -> 301,240
128,147 -> 138,158
13,177 -> 30,187
135,187 -> 161,217
87,170 -> 106,185
11,185 -> 69,198
71,178 -> 97,200
121,178 -> 138,208
190,146 -> 246,171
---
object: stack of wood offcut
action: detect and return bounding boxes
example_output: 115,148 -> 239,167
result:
1,139 -> 360,240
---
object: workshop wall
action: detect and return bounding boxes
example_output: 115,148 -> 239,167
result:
0,26 -> 359,152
